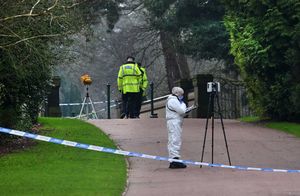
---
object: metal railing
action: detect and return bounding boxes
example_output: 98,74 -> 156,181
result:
215,78 -> 253,119
59,79 -> 253,119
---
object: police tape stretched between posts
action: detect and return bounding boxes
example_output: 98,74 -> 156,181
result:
0,127 -> 299,173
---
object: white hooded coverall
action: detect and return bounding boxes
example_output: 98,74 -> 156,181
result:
166,94 -> 187,158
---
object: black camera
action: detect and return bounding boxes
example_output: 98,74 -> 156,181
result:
207,82 -> 220,92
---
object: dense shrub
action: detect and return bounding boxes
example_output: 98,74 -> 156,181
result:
223,0 -> 300,120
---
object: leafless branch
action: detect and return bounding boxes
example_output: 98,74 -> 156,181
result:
0,33 -> 63,48
121,2 -> 144,16
0,34 -> 17,38
29,0 -> 41,15
0,24 -> 25,46
47,0 -> 59,11
1,0 -> 68,22
62,0 -> 88,9
0,13 -> 40,22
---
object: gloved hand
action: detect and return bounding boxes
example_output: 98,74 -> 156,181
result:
185,104 -> 197,113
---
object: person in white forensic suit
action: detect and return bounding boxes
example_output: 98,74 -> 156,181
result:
166,87 -> 196,169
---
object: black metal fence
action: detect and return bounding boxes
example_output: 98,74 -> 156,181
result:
58,77 -> 254,119
215,78 -> 253,119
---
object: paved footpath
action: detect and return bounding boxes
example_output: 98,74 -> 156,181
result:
89,119 -> 300,196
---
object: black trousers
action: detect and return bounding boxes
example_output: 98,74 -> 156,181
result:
122,92 -> 140,118
136,90 -> 147,117
121,93 -> 128,117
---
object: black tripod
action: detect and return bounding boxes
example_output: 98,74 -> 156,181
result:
200,89 -> 231,166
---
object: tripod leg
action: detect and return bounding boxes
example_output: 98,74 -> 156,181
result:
79,97 -> 87,118
211,94 -> 214,164
200,93 -> 212,168
86,98 -> 89,119
89,97 -> 98,119
216,93 -> 232,165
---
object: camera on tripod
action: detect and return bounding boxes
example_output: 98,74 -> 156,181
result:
201,80 -> 231,166
207,82 -> 220,93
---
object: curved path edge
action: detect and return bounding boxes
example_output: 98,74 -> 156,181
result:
89,119 -> 300,196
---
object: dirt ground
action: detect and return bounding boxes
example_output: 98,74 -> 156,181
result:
0,136 -> 36,156
90,118 -> 300,196
0,124 -> 41,156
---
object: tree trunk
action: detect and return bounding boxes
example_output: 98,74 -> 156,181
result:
176,52 -> 190,79
160,31 -> 181,91
160,31 -> 191,91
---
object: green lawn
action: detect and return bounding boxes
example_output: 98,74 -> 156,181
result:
239,116 -> 300,138
238,116 -> 261,123
265,122 -> 300,137
0,118 -> 127,196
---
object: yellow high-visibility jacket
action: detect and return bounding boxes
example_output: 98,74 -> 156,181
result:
118,62 -> 142,94
139,67 -> 148,95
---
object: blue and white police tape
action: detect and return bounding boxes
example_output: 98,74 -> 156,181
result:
59,100 -> 115,106
0,127 -> 299,173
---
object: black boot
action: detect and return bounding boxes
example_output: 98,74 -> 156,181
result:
169,157 -> 187,169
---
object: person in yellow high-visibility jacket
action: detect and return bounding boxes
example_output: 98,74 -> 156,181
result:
118,56 -> 142,118
136,62 -> 148,117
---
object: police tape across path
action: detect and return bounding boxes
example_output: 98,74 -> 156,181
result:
1,127 -> 299,173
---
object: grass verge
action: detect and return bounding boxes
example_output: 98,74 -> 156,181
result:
239,116 -> 300,138
0,117 -> 127,196
265,122 -> 300,138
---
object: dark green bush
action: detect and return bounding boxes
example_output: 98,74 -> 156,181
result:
224,0 -> 300,120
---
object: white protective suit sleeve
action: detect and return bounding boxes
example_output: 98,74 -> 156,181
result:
167,98 -> 187,116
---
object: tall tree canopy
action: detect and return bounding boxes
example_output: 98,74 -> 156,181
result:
223,0 -> 300,120
143,0 -> 233,89
144,0 -> 231,59
0,0 -> 123,129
